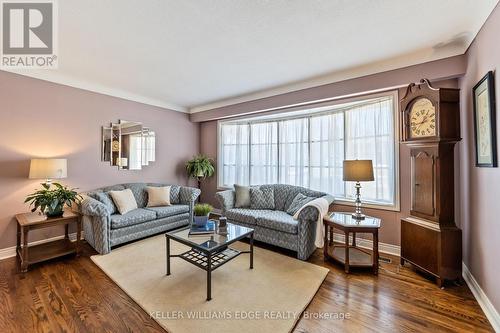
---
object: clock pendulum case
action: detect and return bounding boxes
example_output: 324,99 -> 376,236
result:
400,79 -> 462,287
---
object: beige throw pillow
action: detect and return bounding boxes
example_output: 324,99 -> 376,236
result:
234,184 -> 251,208
109,189 -> 138,215
147,186 -> 171,207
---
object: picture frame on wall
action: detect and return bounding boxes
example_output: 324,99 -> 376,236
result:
473,71 -> 497,167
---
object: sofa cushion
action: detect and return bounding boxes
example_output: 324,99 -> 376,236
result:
110,208 -> 156,229
255,210 -> 298,234
225,208 -> 275,225
145,205 -> 189,219
250,187 -> 275,210
93,192 -> 117,215
123,183 -> 148,208
286,193 -> 316,216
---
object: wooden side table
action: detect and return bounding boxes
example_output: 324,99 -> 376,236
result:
323,212 -> 381,275
15,210 -> 82,273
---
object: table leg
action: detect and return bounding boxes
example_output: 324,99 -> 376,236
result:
344,230 -> 349,273
76,218 -> 82,257
21,227 -> 29,273
373,230 -> 379,275
16,223 -> 21,270
329,226 -> 333,246
323,223 -> 328,260
352,232 -> 356,247
207,253 -> 212,301
250,232 -> 254,269
166,236 -> 171,276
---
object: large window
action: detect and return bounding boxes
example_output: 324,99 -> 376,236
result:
218,92 -> 399,209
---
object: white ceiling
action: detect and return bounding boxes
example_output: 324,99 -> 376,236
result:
4,0 -> 499,113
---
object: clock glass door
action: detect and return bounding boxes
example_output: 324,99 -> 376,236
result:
411,150 -> 435,218
409,98 -> 436,138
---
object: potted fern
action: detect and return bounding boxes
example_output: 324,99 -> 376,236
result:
193,203 -> 213,226
25,183 -> 82,217
186,155 -> 215,189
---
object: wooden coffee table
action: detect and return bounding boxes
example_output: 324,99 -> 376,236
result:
15,210 -> 82,273
323,212 -> 381,275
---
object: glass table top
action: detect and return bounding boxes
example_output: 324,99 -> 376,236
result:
325,212 -> 381,228
166,221 -> 254,252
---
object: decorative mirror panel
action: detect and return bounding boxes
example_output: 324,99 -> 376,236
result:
101,120 -> 156,170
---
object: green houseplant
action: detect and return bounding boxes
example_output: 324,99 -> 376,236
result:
193,203 -> 213,226
25,183 -> 82,217
186,155 -> 215,188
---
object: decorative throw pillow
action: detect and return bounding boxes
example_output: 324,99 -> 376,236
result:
94,192 -> 117,215
146,186 -> 171,207
250,187 -> 275,210
109,189 -> 138,215
286,193 -> 316,216
234,184 -> 251,208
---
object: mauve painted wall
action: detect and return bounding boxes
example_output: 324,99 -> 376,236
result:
199,80 -> 458,247
0,71 -> 199,249
459,4 -> 500,313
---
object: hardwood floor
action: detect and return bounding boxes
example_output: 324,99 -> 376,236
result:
0,240 -> 493,333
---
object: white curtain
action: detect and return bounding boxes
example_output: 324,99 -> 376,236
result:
250,122 -> 278,185
344,98 -> 394,204
309,112 -> 345,196
221,124 -> 249,186
279,118 -> 309,187
218,96 -> 395,206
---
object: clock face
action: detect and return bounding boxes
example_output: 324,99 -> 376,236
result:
409,98 -> 436,138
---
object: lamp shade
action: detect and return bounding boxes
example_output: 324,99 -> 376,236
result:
343,160 -> 374,182
29,158 -> 67,180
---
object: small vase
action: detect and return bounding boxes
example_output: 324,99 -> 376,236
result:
193,215 -> 209,226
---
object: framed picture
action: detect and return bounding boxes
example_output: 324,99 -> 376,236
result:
473,71 -> 497,167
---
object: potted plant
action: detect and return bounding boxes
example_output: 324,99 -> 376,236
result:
186,155 -> 215,189
25,183 -> 82,217
193,203 -> 213,226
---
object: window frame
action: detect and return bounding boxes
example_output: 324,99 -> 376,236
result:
217,90 -> 400,212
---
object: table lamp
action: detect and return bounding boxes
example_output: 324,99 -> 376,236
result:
29,158 -> 67,186
343,159 -> 374,220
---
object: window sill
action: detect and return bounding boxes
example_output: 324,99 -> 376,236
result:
333,199 -> 400,212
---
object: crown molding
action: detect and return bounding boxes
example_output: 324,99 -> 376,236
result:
0,69 -> 188,113
189,48 -> 466,114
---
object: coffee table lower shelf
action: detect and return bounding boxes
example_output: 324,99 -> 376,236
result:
177,247 -> 242,271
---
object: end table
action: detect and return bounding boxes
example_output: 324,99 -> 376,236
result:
15,210 -> 82,273
323,212 -> 381,275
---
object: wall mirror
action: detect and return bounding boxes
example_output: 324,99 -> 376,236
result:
101,120 -> 156,170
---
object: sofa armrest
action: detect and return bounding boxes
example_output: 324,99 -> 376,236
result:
78,195 -> 110,217
78,195 -> 112,254
215,190 -> 235,213
179,186 -> 201,224
179,186 -> 201,205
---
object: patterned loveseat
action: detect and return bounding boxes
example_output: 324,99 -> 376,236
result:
78,183 -> 200,254
216,184 -> 334,260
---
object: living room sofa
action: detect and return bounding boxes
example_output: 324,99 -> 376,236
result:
78,183 -> 200,254
216,184 -> 334,260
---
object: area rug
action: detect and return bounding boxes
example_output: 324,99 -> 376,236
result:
91,234 -> 328,333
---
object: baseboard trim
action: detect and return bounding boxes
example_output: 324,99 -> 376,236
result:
330,233 -> 401,257
462,262 -> 500,332
0,232 -> 82,261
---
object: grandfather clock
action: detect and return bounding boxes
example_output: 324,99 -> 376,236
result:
400,79 -> 462,287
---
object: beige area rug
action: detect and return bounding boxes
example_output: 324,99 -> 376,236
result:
91,234 -> 328,333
